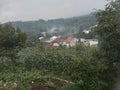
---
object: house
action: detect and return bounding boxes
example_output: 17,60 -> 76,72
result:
88,39 -> 98,46
80,38 -> 85,42
82,30 -> 91,34
42,36 -> 62,47
50,36 -> 59,41
38,32 -> 47,40
81,39 -> 98,46
39,37 -> 44,40
62,36 -> 78,47
51,38 -> 63,47
41,32 -> 46,36
42,36 -> 60,43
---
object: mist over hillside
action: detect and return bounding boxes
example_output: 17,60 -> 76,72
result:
11,13 -> 96,36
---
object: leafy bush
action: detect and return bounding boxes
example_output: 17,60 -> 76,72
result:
0,44 -> 117,89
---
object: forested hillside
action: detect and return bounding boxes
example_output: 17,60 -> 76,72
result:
11,13 -> 96,34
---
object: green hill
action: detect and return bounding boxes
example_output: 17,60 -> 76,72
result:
11,13 -> 96,35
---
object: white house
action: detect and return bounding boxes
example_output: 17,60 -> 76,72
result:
50,36 -> 58,41
82,39 -> 98,46
82,30 -> 91,34
39,37 -> 44,40
89,39 -> 98,46
41,32 -> 46,36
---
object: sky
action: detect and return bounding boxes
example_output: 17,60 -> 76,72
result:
0,0 -> 107,23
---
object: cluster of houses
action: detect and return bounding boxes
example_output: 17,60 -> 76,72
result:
39,32 -> 98,48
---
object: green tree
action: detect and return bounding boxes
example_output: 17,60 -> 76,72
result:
93,0 -> 120,89
0,23 -> 27,58
95,0 -> 120,63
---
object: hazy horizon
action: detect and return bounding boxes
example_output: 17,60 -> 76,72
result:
0,0 -> 107,23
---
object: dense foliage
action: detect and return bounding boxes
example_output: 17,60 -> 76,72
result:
0,23 -> 27,59
0,44 -> 114,90
94,0 -> 120,89
95,0 -> 120,63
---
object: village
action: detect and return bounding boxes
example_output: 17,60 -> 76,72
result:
38,29 -> 98,48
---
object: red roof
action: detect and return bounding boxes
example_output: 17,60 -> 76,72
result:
64,37 -> 74,44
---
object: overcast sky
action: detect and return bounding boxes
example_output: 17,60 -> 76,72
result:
0,0 -> 107,23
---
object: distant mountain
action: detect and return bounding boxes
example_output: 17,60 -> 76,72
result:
11,13 -> 97,38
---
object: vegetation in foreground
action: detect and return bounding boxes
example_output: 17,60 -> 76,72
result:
0,45 -> 116,90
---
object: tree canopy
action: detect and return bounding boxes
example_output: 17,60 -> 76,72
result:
95,0 -> 120,63
0,23 -> 27,58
